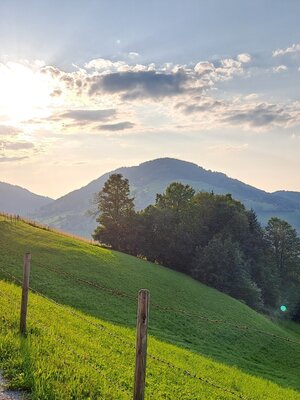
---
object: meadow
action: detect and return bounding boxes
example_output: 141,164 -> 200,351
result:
0,216 -> 299,399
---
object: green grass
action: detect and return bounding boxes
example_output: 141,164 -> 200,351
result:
0,216 -> 300,399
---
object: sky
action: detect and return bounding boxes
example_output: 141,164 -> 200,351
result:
0,0 -> 300,199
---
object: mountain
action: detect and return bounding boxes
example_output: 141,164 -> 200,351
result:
0,215 -> 299,397
31,158 -> 300,237
0,181 -> 53,216
273,190 -> 300,204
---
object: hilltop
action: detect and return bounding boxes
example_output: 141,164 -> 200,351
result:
0,216 -> 299,399
30,158 -> 300,237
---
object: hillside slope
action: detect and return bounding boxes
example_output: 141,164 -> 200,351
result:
0,182 -> 53,215
31,158 -> 300,237
0,216 -> 299,398
1,281 -> 299,400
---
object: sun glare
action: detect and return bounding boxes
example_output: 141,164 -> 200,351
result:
0,61 -> 56,122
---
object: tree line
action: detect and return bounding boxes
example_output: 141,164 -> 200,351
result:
92,174 -> 300,320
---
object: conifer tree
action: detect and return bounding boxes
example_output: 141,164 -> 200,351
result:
93,174 -> 134,250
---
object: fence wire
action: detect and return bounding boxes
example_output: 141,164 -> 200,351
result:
0,268 -> 256,399
27,262 -> 300,346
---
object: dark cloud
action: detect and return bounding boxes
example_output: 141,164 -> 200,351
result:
3,141 -> 35,150
89,71 -> 188,99
40,66 -> 61,77
175,96 -> 299,129
0,125 -> 20,136
50,89 -> 62,97
97,121 -> 134,131
224,104 -> 291,127
60,109 -> 116,122
0,156 -> 28,163
60,75 -> 74,89
176,100 -> 222,114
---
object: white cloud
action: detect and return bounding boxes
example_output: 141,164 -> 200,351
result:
273,65 -> 288,73
237,53 -> 251,63
273,43 -> 300,57
84,58 -> 122,71
128,52 -> 140,60
194,61 -> 215,74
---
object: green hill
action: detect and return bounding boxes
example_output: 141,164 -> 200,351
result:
0,216 -> 300,399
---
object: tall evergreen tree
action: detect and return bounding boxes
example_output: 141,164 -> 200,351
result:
93,174 -> 135,250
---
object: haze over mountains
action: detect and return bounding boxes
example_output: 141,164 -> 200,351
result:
1,158 -> 300,237
0,181 -> 53,215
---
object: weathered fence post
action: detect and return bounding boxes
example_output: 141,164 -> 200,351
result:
133,289 -> 150,400
20,253 -> 31,335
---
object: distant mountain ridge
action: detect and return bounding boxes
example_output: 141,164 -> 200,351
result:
0,181 -> 53,215
29,158 -> 300,237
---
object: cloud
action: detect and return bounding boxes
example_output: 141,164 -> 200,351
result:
50,89 -> 62,97
273,65 -> 288,73
217,58 -> 244,77
0,156 -> 28,162
59,109 -> 116,122
97,121 -> 135,131
273,43 -> 300,57
237,53 -> 251,63
1,141 -> 35,150
89,71 -> 188,99
80,55 -> 248,100
128,52 -> 140,60
40,65 -> 61,77
194,58 -> 245,81
175,95 -> 300,130
85,58 -> 120,71
5,55 -> 287,137
0,125 -> 20,136
176,99 -> 222,114
223,103 -> 293,128
194,61 -> 215,75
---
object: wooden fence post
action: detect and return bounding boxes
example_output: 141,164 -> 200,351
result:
20,253 -> 31,335
133,289 -> 150,400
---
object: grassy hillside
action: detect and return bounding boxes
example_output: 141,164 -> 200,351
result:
0,216 -> 300,399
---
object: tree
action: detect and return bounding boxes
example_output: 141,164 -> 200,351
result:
192,234 -> 263,309
92,174 -> 135,250
265,217 -> 300,282
156,182 -> 195,211
244,210 -> 279,308
265,217 -> 300,316
136,183 -> 196,272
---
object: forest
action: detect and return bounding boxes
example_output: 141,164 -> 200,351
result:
93,174 -> 300,320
